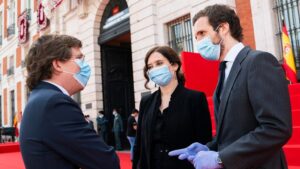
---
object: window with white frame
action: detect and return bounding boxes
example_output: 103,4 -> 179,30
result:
167,15 -> 193,54
25,0 -> 31,20
10,90 -> 15,126
0,11 -> 2,45
21,0 -> 31,11
274,0 -> 300,79
0,95 -> 2,127
21,0 -> 31,21
7,0 -> 15,37
8,56 -> 14,76
0,63 -> 2,80
70,0 -> 79,10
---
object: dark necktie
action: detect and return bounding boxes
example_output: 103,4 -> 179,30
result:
216,61 -> 227,105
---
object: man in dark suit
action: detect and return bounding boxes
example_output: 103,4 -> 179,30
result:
97,110 -> 108,142
112,108 -> 123,150
169,4 -> 292,169
20,35 -> 120,169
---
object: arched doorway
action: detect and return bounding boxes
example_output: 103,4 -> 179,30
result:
98,0 -> 134,149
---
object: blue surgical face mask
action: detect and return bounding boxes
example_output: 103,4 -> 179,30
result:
63,59 -> 91,87
196,25 -> 223,60
73,59 -> 91,87
148,65 -> 173,87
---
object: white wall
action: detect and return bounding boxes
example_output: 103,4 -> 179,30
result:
251,0 -> 280,59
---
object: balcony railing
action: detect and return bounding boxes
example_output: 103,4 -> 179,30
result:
21,60 -> 26,68
7,67 -> 14,76
7,23 -> 15,37
26,8 -> 31,21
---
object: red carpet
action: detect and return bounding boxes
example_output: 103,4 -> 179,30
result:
0,143 -> 131,169
0,152 -> 24,169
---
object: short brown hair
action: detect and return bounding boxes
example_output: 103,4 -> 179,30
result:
143,46 -> 185,89
26,35 -> 82,91
193,4 -> 243,42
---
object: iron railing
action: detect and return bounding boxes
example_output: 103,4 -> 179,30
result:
7,67 -> 14,76
168,15 -> 194,54
7,23 -> 15,37
274,0 -> 300,79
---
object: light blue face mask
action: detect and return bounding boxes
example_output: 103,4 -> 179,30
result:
73,59 -> 91,87
196,25 -> 222,60
148,65 -> 173,87
196,36 -> 221,60
63,59 -> 91,87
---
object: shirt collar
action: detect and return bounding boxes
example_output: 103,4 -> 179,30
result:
43,80 -> 70,96
223,42 -> 245,62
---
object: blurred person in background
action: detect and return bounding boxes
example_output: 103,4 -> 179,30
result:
97,110 -> 108,142
112,108 -> 123,150
127,108 -> 139,161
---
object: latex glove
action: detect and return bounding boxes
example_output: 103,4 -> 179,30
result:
192,151 -> 223,169
168,142 -> 209,160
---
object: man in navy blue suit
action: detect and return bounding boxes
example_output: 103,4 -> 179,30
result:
20,35 -> 120,169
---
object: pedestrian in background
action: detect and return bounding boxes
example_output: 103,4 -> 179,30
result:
85,115 -> 94,130
112,108 -> 123,150
127,108 -> 139,161
97,110 -> 108,142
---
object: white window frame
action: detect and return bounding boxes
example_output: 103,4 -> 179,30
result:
167,15 -> 194,54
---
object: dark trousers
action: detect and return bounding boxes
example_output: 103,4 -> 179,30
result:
100,131 -> 108,143
114,131 -> 122,150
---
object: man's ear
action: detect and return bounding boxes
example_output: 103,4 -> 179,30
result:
220,22 -> 230,36
52,60 -> 64,73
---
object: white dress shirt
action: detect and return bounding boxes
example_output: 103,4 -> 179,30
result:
223,43 -> 245,83
43,80 -> 70,96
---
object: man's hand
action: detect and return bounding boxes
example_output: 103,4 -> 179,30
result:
192,151 -> 223,169
168,142 -> 209,160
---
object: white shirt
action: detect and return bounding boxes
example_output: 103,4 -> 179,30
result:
43,80 -> 70,96
223,43 -> 245,82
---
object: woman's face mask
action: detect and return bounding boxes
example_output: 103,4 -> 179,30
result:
148,65 -> 173,87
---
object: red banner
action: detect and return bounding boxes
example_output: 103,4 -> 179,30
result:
18,10 -> 28,44
37,1 -> 49,31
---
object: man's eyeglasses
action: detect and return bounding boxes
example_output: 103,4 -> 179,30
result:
71,55 -> 85,62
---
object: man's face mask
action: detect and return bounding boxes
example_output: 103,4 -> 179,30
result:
63,59 -> 91,88
196,25 -> 223,60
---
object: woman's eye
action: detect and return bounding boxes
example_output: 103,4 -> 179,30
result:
157,62 -> 163,66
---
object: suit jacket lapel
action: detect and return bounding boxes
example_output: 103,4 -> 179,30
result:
144,91 -> 159,169
216,47 -> 251,138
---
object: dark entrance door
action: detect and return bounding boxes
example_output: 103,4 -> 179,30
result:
101,45 -> 134,148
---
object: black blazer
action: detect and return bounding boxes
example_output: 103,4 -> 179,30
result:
20,82 -> 120,169
208,47 -> 292,169
133,84 -> 212,169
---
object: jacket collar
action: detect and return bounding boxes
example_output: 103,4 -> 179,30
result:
34,81 -> 64,93
157,83 -> 184,100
